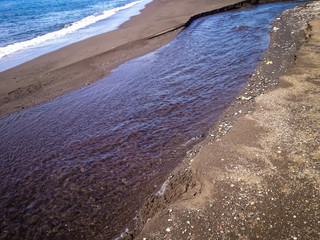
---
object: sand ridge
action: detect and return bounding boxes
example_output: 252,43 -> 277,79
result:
1,1 -> 319,239
0,0 -> 255,118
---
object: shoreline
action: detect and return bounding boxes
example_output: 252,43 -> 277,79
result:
135,2 -> 320,239
0,0 -> 318,239
0,0 -> 259,119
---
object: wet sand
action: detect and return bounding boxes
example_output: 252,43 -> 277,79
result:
1,0 -> 319,239
0,0 -> 256,118
136,2 -> 320,239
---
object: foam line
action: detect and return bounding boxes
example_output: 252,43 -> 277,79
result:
0,0 -> 144,59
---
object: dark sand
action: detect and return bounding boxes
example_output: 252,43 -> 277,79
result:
0,0 -> 256,118
1,0 -> 319,239
135,2 -> 320,239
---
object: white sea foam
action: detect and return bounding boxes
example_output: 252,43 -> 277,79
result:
0,0 -> 143,59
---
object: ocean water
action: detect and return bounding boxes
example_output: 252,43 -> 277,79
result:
0,0 -> 152,71
0,2 -> 306,239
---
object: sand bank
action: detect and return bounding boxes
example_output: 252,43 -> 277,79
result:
0,0 -> 258,118
135,2 -> 320,239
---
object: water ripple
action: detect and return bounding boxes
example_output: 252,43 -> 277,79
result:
0,2 -> 305,239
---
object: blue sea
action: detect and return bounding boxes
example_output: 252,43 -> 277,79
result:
0,1 -> 312,238
0,0 -> 152,71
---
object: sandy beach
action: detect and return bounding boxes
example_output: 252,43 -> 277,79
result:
0,0 -> 258,118
1,0 -> 319,239
134,2 -> 320,239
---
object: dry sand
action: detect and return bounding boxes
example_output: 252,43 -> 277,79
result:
135,2 -> 320,239
0,0 -> 256,118
1,0 -> 319,239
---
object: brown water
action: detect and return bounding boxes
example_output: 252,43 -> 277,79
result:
0,2 -> 305,239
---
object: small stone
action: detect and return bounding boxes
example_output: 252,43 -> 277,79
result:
121,232 -> 127,238
241,96 -> 252,101
166,227 -> 171,232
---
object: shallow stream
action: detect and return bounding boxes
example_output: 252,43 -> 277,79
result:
0,2 -> 307,239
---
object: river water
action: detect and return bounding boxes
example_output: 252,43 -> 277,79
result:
0,2 -> 306,239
